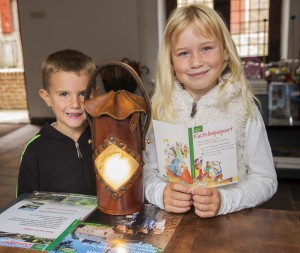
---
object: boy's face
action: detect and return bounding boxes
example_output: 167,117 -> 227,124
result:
39,71 -> 90,138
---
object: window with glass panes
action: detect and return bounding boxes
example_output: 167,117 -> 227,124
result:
177,0 -> 213,8
176,0 -> 270,58
230,0 -> 269,57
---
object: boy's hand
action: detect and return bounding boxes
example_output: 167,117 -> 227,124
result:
163,182 -> 193,213
191,187 -> 221,218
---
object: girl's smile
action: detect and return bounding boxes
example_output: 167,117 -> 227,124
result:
188,69 -> 210,78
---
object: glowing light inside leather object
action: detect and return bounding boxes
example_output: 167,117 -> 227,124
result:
95,144 -> 138,191
83,62 -> 152,215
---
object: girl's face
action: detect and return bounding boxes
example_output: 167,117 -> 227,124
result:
171,25 -> 228,100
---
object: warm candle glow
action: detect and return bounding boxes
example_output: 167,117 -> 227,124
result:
115,245 -> 128,253
103,153 -> 131,190
95,144 -> 139,191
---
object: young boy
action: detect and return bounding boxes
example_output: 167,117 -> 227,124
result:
17,49 -> 97,196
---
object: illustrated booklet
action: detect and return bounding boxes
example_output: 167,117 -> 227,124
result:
49,203 -> 183,253
153,119 -> 238,187
0,191 -> 97,251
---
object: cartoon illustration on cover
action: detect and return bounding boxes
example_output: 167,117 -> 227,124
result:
163,140 -> 233,187
154,119 -> 238,188
164,140 -> 193,184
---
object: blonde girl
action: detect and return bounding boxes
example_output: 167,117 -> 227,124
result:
143,4 -> 277,218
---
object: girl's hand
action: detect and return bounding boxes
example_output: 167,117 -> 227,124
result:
191,187 -> 221,218
163,182 -> 193,213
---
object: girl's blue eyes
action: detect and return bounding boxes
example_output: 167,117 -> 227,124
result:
202,47 -> 211,52
178,51 -> 189,56
177,47 -> 212,56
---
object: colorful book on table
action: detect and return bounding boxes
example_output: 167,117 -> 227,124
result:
0,191 -> 97,251
48,203 -> 182,253
153,119 -> 238,187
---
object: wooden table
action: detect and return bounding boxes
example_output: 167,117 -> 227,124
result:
0,207 -> 299,253
165,208 -> 300,253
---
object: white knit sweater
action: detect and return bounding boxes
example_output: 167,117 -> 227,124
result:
172,80 -> 248,180
143,81 -> 278,215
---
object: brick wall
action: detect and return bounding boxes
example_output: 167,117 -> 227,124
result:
0,69 -> 28,109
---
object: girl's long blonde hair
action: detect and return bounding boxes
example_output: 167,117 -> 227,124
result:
152,4 -> 257,123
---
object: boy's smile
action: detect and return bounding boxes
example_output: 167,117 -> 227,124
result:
39,71 -> 90,140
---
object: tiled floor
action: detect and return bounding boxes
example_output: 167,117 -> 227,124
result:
0,123 -> 299,211
0,124 -> 41,208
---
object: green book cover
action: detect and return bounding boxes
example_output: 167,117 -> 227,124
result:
153,119 -> 238,187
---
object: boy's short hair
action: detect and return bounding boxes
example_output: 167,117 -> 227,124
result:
42,49 -> 96,90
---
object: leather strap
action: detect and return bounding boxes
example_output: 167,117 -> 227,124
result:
84,62 -> 152,149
